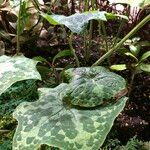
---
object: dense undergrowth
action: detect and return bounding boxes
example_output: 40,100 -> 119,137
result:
0,0 -> 150,150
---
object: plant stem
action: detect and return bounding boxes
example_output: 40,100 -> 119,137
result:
128,68 -> 137,97
101,21 -> 108,52
16,0 -> 22,55
85,0 -> 95,62
92,14 -> 150,66
84,0 -> 89,11
112,19 -> 125,47
69,32 -> 80,67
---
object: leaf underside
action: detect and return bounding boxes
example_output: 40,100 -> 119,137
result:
13,83 -> 127,150
0,55 -> 41,96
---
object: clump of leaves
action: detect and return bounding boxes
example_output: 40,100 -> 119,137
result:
110,37 -> 150,73
119,136 -> 143,150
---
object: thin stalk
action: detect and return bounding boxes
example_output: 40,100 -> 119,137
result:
16,0 -> 22,55
83,0 -> 89,62
92,14 -> 150,66
101,21 -> 108,52
85,0 -> 95,62
85,20 -> 93,62
84,0 -> 89,11
113,5 -> 130,47
128,68 -> 137,97
69,32 -> 80,67
112,19 -> 125,47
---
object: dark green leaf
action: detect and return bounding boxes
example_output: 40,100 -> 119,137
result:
33,56 -> 48,63
52,50 -> 73,64
129,45 -> 141,56
140,51 -> 150,62
139,63 -> 150,72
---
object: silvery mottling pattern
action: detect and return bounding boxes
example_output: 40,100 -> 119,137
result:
13,66 -> 127,150
0,55 -> 41,96
13,83 -> 127,150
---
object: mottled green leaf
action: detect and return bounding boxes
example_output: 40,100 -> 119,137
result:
139,63 -> 150,72
0,55 -> 41,95
41,11 -> 127,34
110,64 -> 127,71
63,67 -> 126,107
13,83 -> 127,150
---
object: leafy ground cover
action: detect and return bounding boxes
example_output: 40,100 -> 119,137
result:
0,0 -> 150,150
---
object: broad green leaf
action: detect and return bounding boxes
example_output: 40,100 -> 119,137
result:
108,0 -> 150,8
33,56 -> 48,63
106,13 -> 128,20
13,83 -> 127,150
52,50 -> 73,64
129,45 -> 141,56
140,51 -> 150,62
40,12 -> 60,25
110,64 -> 127,71
139,63 -> 150,72
0,55 -> 41,96
63,67 -> 126,107
41,11 -> 127,34
125,52 -> 138,62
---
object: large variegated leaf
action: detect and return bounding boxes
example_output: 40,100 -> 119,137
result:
0,55 -> 41,96
13,83 -> 127,150
63,67 -> 126,107
41,11 -> 128,34
108,0 -> 150,8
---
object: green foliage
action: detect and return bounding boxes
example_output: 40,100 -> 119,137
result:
17,0 -> 30,35
41,11 -> 128,34
0,115 -> 16,150
63,67 -> 126,107
119,136 -> 143,150
0,80 -> 38,116
0,140 -> 12,150
110,38 -> 150,73
52,50 -> 73,64
0,55 -> 41,95
12,66 -> 127,150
